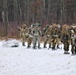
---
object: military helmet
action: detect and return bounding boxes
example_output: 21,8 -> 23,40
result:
22,24 -> 26,28
31,24 -> 35,27
45,25 -> 49,28
35,23 -> 41,26
62,24 -> 70,34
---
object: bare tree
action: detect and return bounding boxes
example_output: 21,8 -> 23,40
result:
2,0 -> 8,37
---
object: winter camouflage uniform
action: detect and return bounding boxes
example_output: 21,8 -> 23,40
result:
61,24 -> 70,54
51,24 -> 61,49
70,25 -> 76,55
32,24 -> 42,49
27,27 -> 33,48
43,25 -> 52,48
18,24 -> 27,46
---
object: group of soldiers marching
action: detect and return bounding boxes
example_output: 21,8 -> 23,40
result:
18,23 -> 76,55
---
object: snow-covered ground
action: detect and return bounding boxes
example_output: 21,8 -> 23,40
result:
0,39 -> 76,75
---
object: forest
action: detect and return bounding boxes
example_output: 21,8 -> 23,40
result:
0,0 -> 76,37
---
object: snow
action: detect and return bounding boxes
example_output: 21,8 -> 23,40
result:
2,39 -> 19,47
0,39 -> 76,75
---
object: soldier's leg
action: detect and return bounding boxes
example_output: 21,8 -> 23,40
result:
33,36 -> 37,49
22,42 -> 25,46
52,38 -> 56,49
71,45 -> 75,54
64,41 -> 67,51
49,38 -> 52,48
75,46 -> 76,53
64,41 -> 70,54
38,36 -> 41,49
22,38 -> 25,46
56,37 -> 60,48
66,41 -> 69,52
44,37 -> 48,48
52,43 -> 56,49
64,41 -> 67,52
27,38 -> 32,48
74,38 -> 76,54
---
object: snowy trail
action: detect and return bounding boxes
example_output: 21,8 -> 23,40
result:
0,40 -> 76,75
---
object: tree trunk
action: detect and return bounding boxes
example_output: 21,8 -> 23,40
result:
2,0 -> 8,37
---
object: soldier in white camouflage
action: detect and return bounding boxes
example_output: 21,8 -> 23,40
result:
32,23 -> 42,49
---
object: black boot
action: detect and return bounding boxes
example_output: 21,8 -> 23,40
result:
57,45 -> 60,49
38,46 -> 41,49
64,51 -> 70,54
27,45 -> 31,48
75,47 -> 76,53
71,50 -> 74,55
44,45 -> 47,48
22,42 -> 25,46
52,47 -> 55,50
49,45 -> 51,48
72,51 -> 76,55
33,46 -> 36,49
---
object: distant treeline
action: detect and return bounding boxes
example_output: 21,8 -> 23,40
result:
0,0 -> 76,37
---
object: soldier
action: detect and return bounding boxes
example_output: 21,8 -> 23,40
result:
43,25 -> 50,48
44,25 -> 52,48
26,27 -> 33,48
32,23 -> 42,49
56,23 -> 61,48
61,24 -> 70,54
51,23 -> 61,49
70,25 -> 76,55
18,24 -> 27,46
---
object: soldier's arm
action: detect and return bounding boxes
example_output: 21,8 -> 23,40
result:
45,28 -> 49,35
18,27 -> 21,31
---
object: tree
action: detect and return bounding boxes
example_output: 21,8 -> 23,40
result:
2,0 -> 8,37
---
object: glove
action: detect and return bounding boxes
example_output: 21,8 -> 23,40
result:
33,31 -> 35,33
42,34 -> 44,37
61,40 -> 63,43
